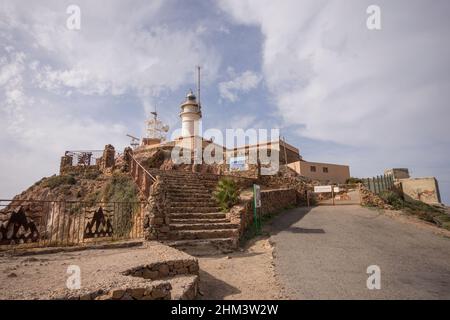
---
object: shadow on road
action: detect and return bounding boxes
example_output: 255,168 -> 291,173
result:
284,226 -> 325,234
198,269 -> 241,300
268,206 -> 317,235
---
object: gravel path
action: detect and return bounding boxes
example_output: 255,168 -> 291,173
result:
270,205 -> 450,299
198,238 -> 284,300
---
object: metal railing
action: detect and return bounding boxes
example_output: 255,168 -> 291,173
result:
0,199 -> 146,248
129,156 -> 157,198
64,150 -> 104,166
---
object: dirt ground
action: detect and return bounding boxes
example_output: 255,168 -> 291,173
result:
0,242 -> 195,299
198,237 -> 284,300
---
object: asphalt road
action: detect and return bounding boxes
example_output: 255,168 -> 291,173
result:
270,205 -> 450,299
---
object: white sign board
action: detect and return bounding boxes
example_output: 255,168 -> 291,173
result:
229,156 -> 247,171
254,184 -> 261,208
333,187 -> 340,193
314,185 -> 332,193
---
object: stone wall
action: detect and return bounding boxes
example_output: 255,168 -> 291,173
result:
144,176 -> 170,240
123,259 -> 199,280
59,145 -> 117,175
59,164 -> 101,176
58,281 -> 173,300
59,155 -> 73,174
260,188 -> 297,216
228,188 -> 297,237
258,166 -> 309,205
399,177 -> 441,205
98,144 -> 116,173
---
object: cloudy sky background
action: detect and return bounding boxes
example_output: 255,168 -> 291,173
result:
1,0 -> 449,203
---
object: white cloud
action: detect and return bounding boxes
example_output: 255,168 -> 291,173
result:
219,69 -> 261,102
219,0 -> 450,203
0,0 -> 221,198
219,0 -> 450,148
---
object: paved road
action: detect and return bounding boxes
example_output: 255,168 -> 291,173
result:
270,205 -> 450,299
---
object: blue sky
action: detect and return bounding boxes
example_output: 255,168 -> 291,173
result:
1,0 -> 449,204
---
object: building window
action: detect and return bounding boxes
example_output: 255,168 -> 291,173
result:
310,166 -> 316,172
323,167 -> 329,173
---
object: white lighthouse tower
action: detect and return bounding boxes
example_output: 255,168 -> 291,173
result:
179,89 -> 202,138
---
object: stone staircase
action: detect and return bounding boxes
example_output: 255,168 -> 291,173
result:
149,170 -> 240,256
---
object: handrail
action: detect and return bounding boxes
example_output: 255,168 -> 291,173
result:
130,155 -> 157,182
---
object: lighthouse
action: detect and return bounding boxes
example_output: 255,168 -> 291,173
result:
179,89 -> 202,138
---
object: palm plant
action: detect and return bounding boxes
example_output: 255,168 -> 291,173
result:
213,178 -> 239,212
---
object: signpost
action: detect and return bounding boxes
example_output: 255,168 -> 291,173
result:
253,184 -> 261,234
314,185 -> 337,205
314,185 -> 332,193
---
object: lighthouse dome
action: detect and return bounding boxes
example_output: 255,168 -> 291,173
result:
186,89 -> 196,101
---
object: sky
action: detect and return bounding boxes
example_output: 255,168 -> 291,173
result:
0,0 -> 449,204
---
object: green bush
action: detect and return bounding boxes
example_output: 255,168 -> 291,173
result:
346,177 -> 363,184
379,190 -> 404,210
100,173 -> 139,203
379,190 -> 444,224
43,175 -> 77,189
403,199 -> 442,215
213,178 -> 239,212
433,214 -> 450,226
82,170 -> 101,180
442,222 -> 450,231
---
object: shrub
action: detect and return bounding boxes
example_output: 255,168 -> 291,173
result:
379,190 -> 404,210
346,177 -> 363,184
82,170 -> 101,180
432,214 -> 450,226
442,222 -> 450,231
145,149 -> 166,168
99,173 -> 140,237
213,178 -> 239,212
100,173 -> 138,203
43,175 -> 76,189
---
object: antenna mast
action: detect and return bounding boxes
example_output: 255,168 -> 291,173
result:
197,65 -> 201,108
146,104 -> 169,141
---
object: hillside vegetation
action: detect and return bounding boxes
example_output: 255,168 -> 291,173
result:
12,170 -> 140,204
379,190 -> 449,230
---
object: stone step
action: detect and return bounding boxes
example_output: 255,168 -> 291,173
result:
168,195 -> 214,202
162,176 -> 218,184
155,172 -> 218,180
165,238 -> 238,256
170,229 -> 238,240
163,177 -> 217,181
165,183 -> 211,188
167,187 -> 210,192
170,223 -> 239,231
169,212 -> 226,219
168,207 -> 221,213
164,180 -> 217,188
168,189 -> 213,195
170,218 -> 231,224
170,201 -> 218,207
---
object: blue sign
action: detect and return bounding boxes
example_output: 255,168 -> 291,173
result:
229,156 -> 247,171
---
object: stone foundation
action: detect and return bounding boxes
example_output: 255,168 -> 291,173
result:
61,282 -> 173,300
123,259 -> 199,280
